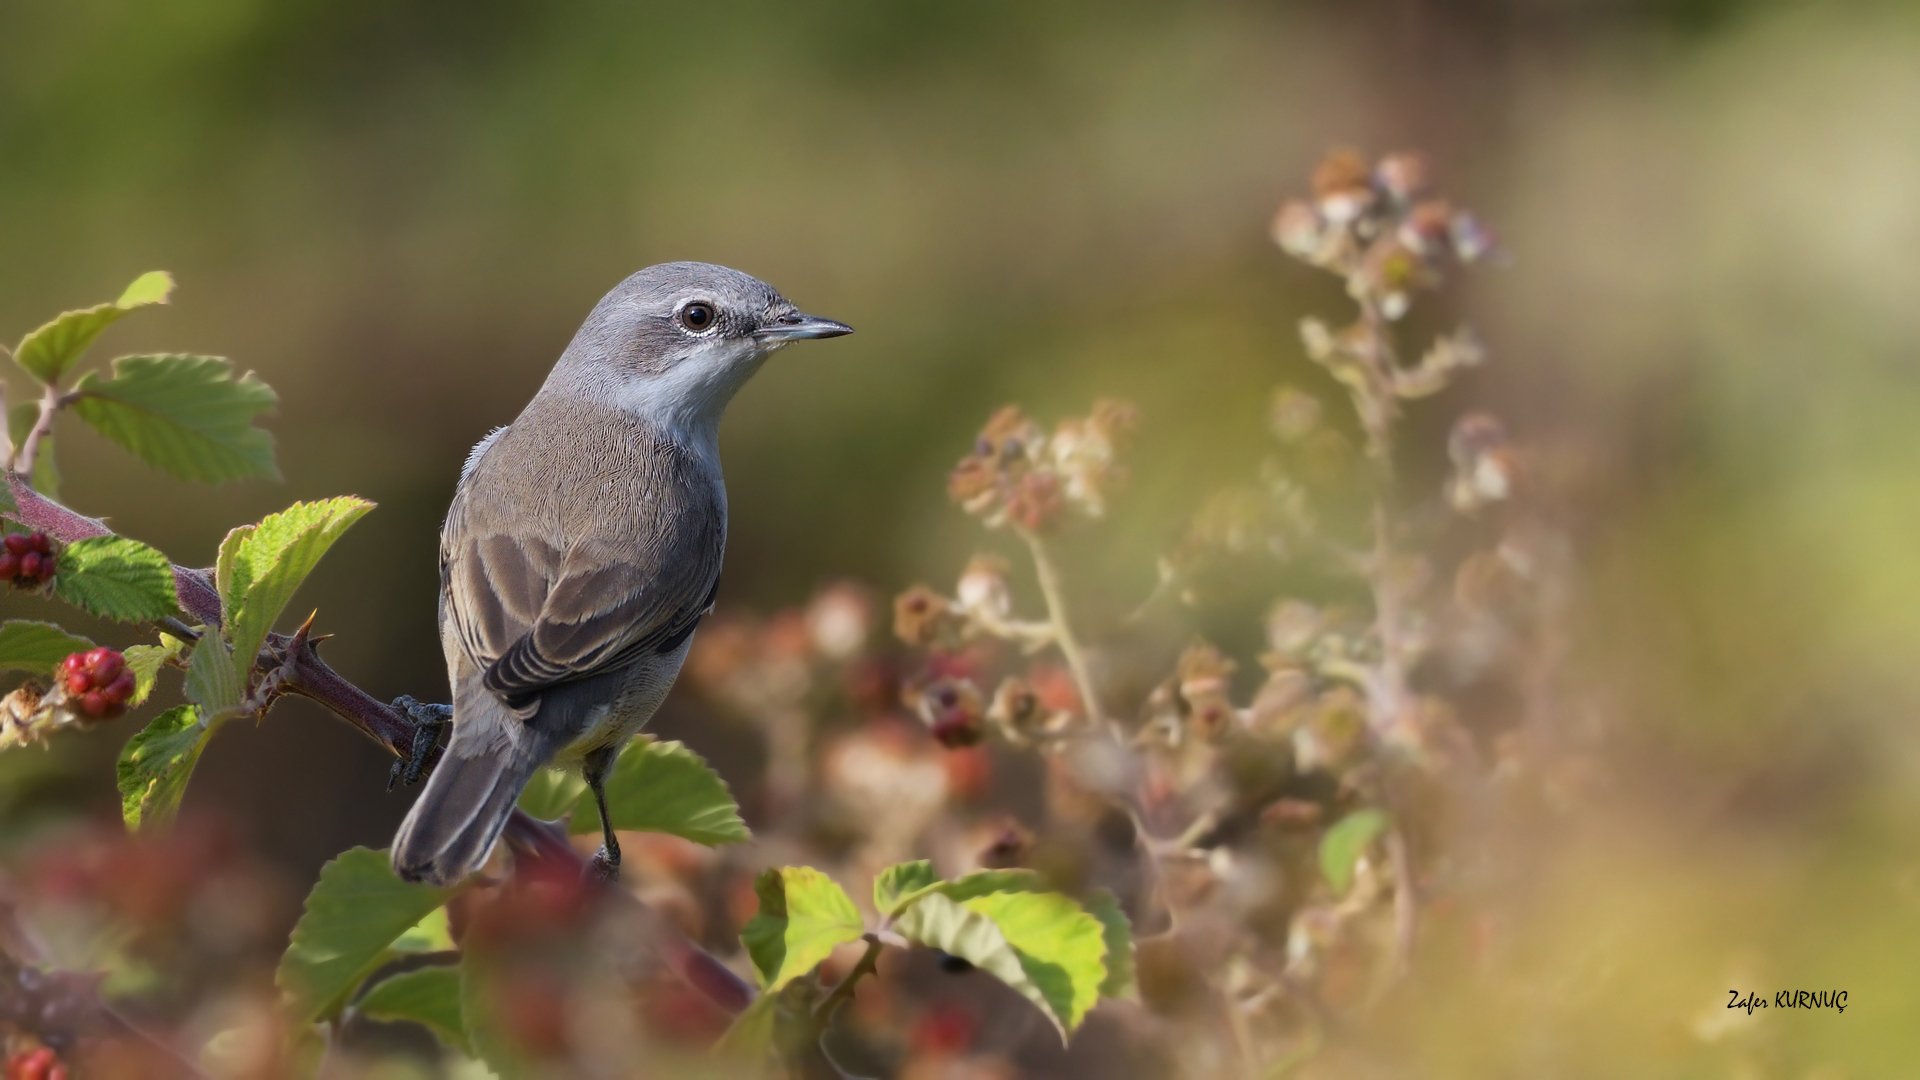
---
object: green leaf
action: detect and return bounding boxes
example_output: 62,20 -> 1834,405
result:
874,860 -> 942,916
1319,808 -> 1391,895
714,990 -> 778,1061
218,497 -> 374,669
739,867 -> 865,993
390,906 -> 455,954
1084,889 -> 1138,1000
568,737 -> 749,847
115,705 -> 209,831
7,403 -> 59,498
931,868 -> 1047,904
358,965 -> 470,1055
516,768 -> 587,821
122,634 -> 185,707
53,535 -> 178,622
11,271 -> 173,384
277,847 -> 458,1025
183,635 -> 242,714
893,889 -> 1107,1039
0,620 -> 94,675
69,354 -> 278,484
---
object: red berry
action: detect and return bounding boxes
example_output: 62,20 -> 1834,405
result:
88,647 -> 125,682
104,671 -> 136,702
3,533 -> 31,556
0,554 -> 15,579
61,652 -> 86,677
30,533 -> 50,554
66,673 -> 91,696
18,552 -> 41,579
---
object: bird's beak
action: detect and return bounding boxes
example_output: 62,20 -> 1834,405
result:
757,311 -> 854,341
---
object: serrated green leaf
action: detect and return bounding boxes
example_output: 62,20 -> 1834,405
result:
7,403 -> 59,497
1084,889 -> 1138,1000
568,737 -> 749,847
358,965 -> 470,1055
70,354 -> 278,484
1320,808 -> 1391,895
713,990 -> 778,1061
277,847 -> 457,1025
391,905 -> 455,954
516,768 -> 587,821
894,889 -> 1107,1039
11,271 -> 173,384
887,867 -> 1047,917
874,860 -> 942,915
218,497 -> 373,669
968,890 -> 1106,1035
115,705 -> 209,831
122,635 -> 185,707
53,535 -> 178,622
183,634 -> 242,714
0,620 -> 94,674
739,867 -> 865,994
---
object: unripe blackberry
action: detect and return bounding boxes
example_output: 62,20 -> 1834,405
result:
58,647 -> 135,720
0,531 -> 56,588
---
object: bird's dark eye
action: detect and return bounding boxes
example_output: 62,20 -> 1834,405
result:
679,302 -> 716,333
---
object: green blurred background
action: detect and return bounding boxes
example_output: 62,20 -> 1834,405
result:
4,0 -> 1919,1074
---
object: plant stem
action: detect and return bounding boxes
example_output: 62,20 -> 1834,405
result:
1017,528 -> 1112,734
13,383 -> 69,482
812,933 -> 882,1035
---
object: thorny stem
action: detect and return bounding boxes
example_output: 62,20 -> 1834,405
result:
2,475 -> 759,1023
1016,527 -> 1112,735
811,933 -> 882,1037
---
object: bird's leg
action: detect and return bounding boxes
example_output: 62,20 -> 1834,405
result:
583,746 -> 621,882
387,695 -> 452,790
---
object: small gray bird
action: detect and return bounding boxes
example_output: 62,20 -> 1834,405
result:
391,262 -> 851,887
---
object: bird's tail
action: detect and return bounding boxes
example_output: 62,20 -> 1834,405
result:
391,697 -> 545,887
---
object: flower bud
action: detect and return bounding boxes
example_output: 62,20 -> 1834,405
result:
955,555 -> 1012,622
893,586 -> 955,647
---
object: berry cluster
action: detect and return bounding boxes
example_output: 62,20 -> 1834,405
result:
4,1048 -> 67,1080
60,647 -> 135,720
0,531 -> 56,588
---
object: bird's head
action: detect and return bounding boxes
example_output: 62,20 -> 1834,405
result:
554,261 -> 852,434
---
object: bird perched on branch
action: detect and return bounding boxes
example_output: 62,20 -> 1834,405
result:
391,262 -> 851,886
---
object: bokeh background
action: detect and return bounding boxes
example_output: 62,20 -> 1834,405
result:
3,0 -> 1919,1075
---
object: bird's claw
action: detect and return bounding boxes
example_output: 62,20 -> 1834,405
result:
589,846 -> 621,884
387,694 -> 452,790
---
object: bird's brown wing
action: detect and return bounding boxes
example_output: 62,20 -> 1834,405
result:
440,417 -> 724,713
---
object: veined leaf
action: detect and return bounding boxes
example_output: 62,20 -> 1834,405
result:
968,890 -> 1106,1035
391,906 -> 455,954
893,889 -> 1108,1039
516,768 -> 587,821
277,847 -> 457,1025
1319,808 -> 1391,895
1083,889 -> 1138,1000
874,860 -> 942,916
122,634 -> 186,707
569,737 -> 749,847
53,535 -> 178,622
183,634 -> 242,714
739,867 -> 865,994
70,354 -> 278,484
358,965 -> 469,1055
11,271 -> 173,384
116,705 -> 209,831
0,620 -> 94,675
7,403 -> 59,497
217,497 -> 373,669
